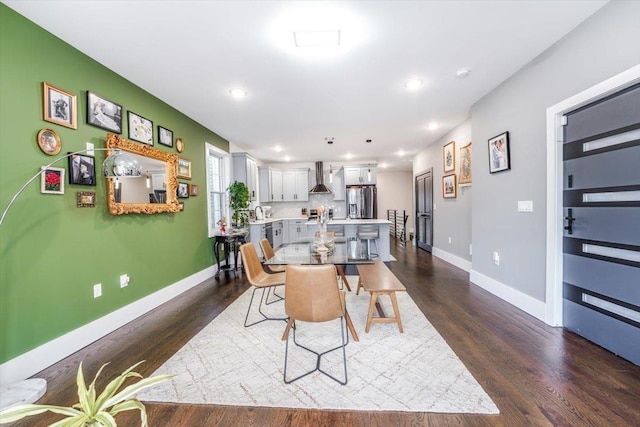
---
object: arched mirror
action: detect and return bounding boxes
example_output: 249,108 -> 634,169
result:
106,133 -> 180,215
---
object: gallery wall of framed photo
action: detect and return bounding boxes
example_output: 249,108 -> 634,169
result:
0,3 -> 232,370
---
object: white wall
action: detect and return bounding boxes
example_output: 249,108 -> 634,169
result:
413,119 -> 473,265
471,0 -> 640,304
377,170 -> 413,234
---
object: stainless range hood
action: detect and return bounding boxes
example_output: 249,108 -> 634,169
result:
309,161 -> 331,194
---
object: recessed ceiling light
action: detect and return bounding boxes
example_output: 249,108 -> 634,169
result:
456,68 -> 471,78
274,145 -> 283,152
294,30 -> 340,47
284,156 -> 291,162
427,122 -> 439,131
404,79 -> 423,90
380,163 -> 388,168
229,88 -> 247,99
366,139 -> 372,143
397,150 -> 405,157
345,153 -> 353,160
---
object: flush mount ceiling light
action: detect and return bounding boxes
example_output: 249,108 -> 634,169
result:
294,30 -> 341,47
427,122 -> 439,131
404,79 -> 423,90
456,68 -> 471,78
229,88 -> 247,99
325,137 -> 334,145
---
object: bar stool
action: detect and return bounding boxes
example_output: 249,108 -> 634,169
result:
357,224 -> 379,258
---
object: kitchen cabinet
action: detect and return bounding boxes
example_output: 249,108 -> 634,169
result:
232,153 -> 258,201
344,166 -> 376,185
273,220 -> 284,248
287,219 -> 307,243
259,167 -> 308,202
325,167 -> 345,201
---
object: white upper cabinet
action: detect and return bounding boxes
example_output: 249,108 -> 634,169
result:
232,153 -> 258,201
260,167 -> 308,202
344,166 -> 376,185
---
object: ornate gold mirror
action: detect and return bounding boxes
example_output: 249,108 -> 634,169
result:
106,133 -> 180,215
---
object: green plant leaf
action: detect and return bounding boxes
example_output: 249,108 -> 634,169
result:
51,414 -> 89,427
103,374 -> 174,408
94,361 -> 145,411
111,399 -> 148,427
94,411 -> 117,426
0,404 -> 82,423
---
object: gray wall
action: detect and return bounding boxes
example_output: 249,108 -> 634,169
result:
471,0 -> 640,302
414,119 -> 473,264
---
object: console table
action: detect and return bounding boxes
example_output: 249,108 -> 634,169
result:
213,231 -> 248,279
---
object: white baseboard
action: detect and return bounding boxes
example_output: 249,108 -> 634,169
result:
470,269 -> 546,322
0,266 -> 216,387
432,247 -> 472,272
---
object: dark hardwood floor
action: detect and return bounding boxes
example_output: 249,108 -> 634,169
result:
15,238 -> 640,426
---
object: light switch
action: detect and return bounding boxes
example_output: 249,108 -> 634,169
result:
86,142 -> 94,156
518,201 -> 533,212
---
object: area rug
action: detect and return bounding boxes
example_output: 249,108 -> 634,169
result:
138,277 -> 499,414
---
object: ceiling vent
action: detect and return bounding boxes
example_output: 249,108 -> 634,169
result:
309,161 -> 331,194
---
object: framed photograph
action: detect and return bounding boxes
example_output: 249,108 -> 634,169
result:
41,166 -> 65,194
158,126 -> 173,147
67,152 -> 96,186
127,111 -> 154,145
442,174 -> 457,199
37,128 -> 62,156
177,157 -> 192,179
189,184 -> 199,196
488,131 -> 511,174
443,141 -> 455,172
87,91 -> 122,133
459,142 -> 472,185
177,182 -> 190,199
43,82 -> 77,129
76,191 -> 96,207
176,137 -> 184,153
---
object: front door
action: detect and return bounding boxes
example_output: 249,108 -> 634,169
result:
562,83 -> 640,365
415,169 -> 433,252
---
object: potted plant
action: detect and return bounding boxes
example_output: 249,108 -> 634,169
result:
0,361 -> 173,427
227,181 -> 251,228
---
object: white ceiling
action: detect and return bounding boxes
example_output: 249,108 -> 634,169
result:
5,0 -> 608,171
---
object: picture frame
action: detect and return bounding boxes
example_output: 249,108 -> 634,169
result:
127,111 -> 154,145
86,91 -> 122,133
67,152 -> 96,186
37,128 -> 62,156
76,191 -> 96,208
177,182 -> 190,199
488,131 -> 511,174
189,184 -> 199,196
158,126 -> 173,147
43,82 -> 77,129
177,157 -> 192,179
176,137 -> 184,153
41,166 -> 65,194
443,141 -> 455,172
459,142 -> 472,185
442,174 -> 457,199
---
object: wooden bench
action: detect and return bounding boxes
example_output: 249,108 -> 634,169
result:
356,260 -> 406,333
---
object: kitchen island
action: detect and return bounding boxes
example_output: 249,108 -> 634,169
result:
306,219 -> 392,262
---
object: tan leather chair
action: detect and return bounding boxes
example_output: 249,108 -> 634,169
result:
281,264 -> 359,385
314,231 -> 351,291
258,238 -> 286,273
239,243 -> 287,327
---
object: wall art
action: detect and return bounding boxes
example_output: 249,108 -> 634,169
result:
177,157 -> 192,179
68,153 -> 96,186
37,128 -> 62,156
158,126 -> 173,147
443,140 -> 455,172
127,111 -> 153,145
40,166 -> 65,194
488,131 -> 511,173
43,82 -> 77,129
442,174 -> 457,199
76,191 -> 96,207
87,91 -> 122,133
459,142 -> 472,185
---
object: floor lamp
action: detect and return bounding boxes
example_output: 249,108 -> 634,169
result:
0,148 -> 142,411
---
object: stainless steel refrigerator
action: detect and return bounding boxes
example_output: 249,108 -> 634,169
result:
346,185 -> 377,219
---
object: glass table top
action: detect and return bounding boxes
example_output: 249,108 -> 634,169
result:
263,237 -> 374,265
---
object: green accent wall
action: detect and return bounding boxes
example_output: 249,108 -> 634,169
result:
0,4 -> 228,363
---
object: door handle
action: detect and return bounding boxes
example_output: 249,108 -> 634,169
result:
564,208 -> 575,235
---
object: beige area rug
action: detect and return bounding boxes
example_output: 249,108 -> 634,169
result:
138,277 -> 499,414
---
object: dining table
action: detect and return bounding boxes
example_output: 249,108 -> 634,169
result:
262,236 -> 375,267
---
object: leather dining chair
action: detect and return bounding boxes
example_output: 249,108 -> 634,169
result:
258,238 -> 286,273
314,231 -> 351,291
281,264 -> 359,385
239,243 -> 287,327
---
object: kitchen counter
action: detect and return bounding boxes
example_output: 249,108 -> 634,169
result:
249,217 -> 307,225
305,219 -> 392,261
304,218 -> 392,226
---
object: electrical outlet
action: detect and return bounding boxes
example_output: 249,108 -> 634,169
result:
518,200 -> 533,212
93,283 -> 102,298
448,237 -> 452,244
120,274 -> 130,288
493,251 -> 500,266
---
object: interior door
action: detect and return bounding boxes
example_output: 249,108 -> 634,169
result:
562,83 -> 640,365
415,169 -> 433,252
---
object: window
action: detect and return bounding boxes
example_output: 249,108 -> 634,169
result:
205,143 -> 230,237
